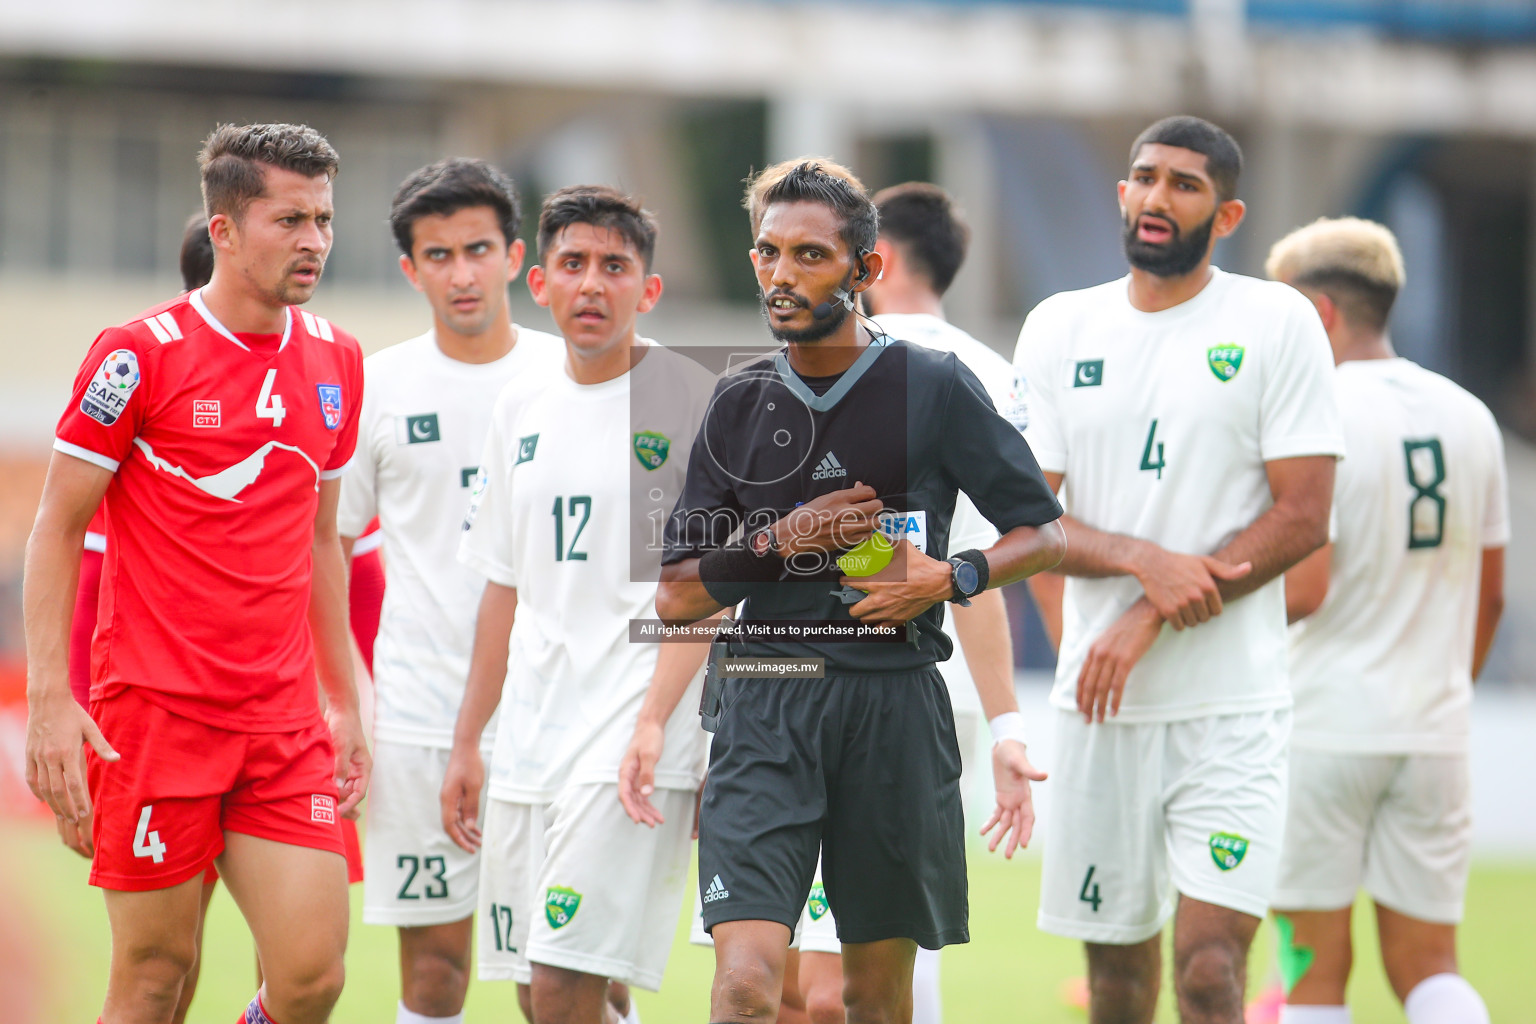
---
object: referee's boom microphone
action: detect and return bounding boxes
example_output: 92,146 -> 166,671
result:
812,287 -> 853,320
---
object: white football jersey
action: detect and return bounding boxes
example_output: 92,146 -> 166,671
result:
338,327 -> 565,748
459,341 -> 716,803
1013,269 -> 1345,722
1289,358 -> 1508,753
874,313 -> 1012,715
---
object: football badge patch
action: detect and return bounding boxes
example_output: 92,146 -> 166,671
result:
316,384 -> 343,430
1208,832 -> 1249,871
545,886 -> 582,929
806,883 -> 830,922
82,349 -> 142,425
1207,346 -> 1245,382
633,430 -> 671,470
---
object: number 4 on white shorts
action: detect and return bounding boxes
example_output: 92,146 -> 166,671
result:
133,804 -> 167,863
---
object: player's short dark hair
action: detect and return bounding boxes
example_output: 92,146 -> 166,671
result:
180,212 -> 213,291
198,123 -> 339,222
537,185 -> 659,272
745,158 -> 878,261
872,182 -> 970,296
389,158 -> 522,257
1130,116 -> 1243,202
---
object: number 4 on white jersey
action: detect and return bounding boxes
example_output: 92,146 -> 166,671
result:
256,368 -> 286,427
133,804 -> 167,863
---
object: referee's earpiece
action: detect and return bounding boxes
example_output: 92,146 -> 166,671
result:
812,250 -> 874,320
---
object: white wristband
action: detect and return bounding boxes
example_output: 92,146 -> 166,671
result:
988,711 -> 1029,748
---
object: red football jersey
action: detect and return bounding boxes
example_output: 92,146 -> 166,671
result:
55,289 -> 363,731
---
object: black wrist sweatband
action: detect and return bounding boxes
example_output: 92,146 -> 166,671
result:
952,548 -> 991,595
698,540 -> 783,606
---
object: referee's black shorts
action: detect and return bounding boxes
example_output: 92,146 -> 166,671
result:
697,668 -> 968,950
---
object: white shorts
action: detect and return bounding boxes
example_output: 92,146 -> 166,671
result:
478,784 -> 695,990
1274,750 -> 1471,924
688,706 -> 981,957
1039,708 -> 1290,944
363,740 -> 487,927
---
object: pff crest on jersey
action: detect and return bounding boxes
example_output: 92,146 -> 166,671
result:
1207,346 -> 1245,382
633,430 -> 671,470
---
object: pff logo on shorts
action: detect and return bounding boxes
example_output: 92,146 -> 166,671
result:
1208,832 -> 1249,871
545,886 -> 583,929
806,882 -> 830,922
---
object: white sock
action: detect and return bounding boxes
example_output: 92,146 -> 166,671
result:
1404,974 -> 1489,1024
911,946 -> 942,1024
1279,1005 -> 1351,1024
396,1003 -> 464,1024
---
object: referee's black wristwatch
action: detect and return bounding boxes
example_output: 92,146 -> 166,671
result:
947,550 -> 989,606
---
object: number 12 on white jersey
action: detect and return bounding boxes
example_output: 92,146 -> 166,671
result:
256,368 -> 287,427
133,804 -> 167,863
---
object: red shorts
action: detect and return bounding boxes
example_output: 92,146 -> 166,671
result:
87,687 -> 346,891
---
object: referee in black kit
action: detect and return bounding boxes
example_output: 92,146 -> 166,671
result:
656,159 -> 1065,1024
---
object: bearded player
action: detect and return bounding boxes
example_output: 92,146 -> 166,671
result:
1013,116 -> 1343,1023
788,180 -> 1044,1024
24,122 -> 368,1024
1264,218 -> 1506,1024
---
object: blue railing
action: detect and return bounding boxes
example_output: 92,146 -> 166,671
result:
868,1 -> 1536,41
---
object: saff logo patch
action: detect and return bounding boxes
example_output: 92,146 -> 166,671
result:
316,384 -> 343,430
516,434 -> 539,465
82,349 -> 142,425
1209,832 -> 1249,871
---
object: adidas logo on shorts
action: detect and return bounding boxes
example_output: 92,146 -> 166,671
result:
703,873 -> 730,903
811,451 -> 848,481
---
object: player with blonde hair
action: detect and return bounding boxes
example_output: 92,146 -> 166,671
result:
1266,217 -> 1506,1024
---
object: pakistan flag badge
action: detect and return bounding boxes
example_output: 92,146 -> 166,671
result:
545,886 -> 582,929
1207,345 -> 1245,382
633,430 -> 671,470
806,883 -> 830,922
1209,832 -> 1249,871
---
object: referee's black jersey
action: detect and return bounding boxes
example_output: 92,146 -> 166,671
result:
663,337 -> 1063,673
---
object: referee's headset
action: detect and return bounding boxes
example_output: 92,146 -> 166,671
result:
811,249 -> 874,320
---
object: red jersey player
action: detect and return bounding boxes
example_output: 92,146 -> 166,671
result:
23,122 -> 369,1024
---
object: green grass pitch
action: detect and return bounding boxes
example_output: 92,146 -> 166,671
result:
5,819 -> 1534,1022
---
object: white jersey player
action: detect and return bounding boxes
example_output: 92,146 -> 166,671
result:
338,159 -> 562,1024
1014,117 -> 1343,1023
444,187 -> 713,1024
1265,218 -> 1506,1024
